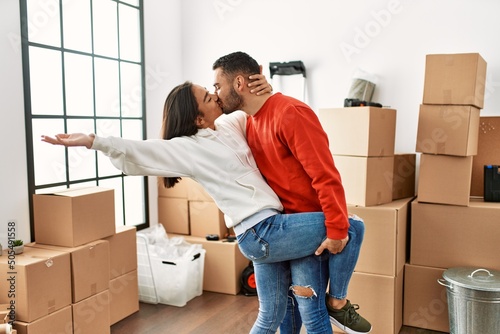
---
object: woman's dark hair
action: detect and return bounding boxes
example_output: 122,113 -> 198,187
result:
160,81 -> 200,188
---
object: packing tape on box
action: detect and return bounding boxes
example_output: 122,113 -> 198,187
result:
0,323 -> 12,334
89,244 -> 96,258
48,299 -> 56,314
30,256 -> 54,267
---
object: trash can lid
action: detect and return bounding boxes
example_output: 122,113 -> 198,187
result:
443,267 -> 500,291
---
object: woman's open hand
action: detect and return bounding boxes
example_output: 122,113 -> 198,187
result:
41,133 -> 94,149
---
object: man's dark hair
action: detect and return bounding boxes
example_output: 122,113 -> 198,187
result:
212,51 -> 260,79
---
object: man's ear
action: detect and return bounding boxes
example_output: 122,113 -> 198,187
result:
234,75 -> 246,92
259,64 -> 263,74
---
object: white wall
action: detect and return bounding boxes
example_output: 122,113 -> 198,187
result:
2,0 -> 500,245
143,0 -> 183,227
179,0 -> 500,154
0,0 -> 30,245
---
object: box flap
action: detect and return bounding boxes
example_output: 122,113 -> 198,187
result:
52,186 -> 111,198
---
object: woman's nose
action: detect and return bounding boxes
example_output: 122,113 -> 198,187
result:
211,92 -> 219,101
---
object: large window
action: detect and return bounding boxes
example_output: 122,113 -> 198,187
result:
21,0 -> 148,239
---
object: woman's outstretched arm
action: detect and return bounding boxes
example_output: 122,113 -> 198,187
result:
41,133 -> 95,149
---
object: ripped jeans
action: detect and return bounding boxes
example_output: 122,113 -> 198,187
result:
236,212 -> 364,334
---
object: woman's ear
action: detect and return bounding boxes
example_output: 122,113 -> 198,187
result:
195,115 -> 205,128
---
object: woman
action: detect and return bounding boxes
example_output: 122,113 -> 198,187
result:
42,80 -> 359,334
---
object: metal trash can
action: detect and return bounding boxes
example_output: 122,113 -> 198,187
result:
438,267 -> 500,334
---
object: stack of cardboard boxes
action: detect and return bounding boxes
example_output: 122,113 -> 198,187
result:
403,53 -> 500,333
319,106 -> 416,334
158,178 -> 227,238
414,53 -> 486,206
319,106 -> 398,207
0,187 -> 139,333
158,178 -> 249,295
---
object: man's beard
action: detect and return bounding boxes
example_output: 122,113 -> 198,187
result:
221,87 -> 243,114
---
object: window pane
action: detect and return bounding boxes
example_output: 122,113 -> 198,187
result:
122,119 -> 142,140
29,47 -> 63,115
72,181 -> 98,189
35,186 -> 68,194
95,58 -> 120,116
121,62 -> 142,117
96,119 -> 122,177
124,176 -> 145,226
62,0 -> 91,52
119,4 -> 140,62
93,0 -> 118,58
33,118 -> 66,185
65,53 -> 94,116
24,0 -> 146,229
67,119 -> 97,181
120,0 -> 139,7
26,0 -> 61,47
99,177 -> 124,226
96,118 -> 121,139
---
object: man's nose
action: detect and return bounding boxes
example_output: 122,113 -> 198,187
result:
211,92 -> 219,101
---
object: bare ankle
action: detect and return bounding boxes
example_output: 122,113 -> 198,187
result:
329,297 -> 347,310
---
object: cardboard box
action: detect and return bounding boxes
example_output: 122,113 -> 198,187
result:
410,199 -> 500,270
158,177 -> 214,201
319,107 -> 397,157
109,270 -> 139,325
417,153 -> 473,206
33,187 -> 115,247
158,197 -> 189,235
416,104 -> 480,156
392,154 -> 416,200
343,268 -> 404,334
403,263 -> 449,333
104,225 -> 137,279
159,177 -> 213,202
471,117 -> 500,196
72,290 -> 110,334
423,53 -> 487,109
177,235 -> 249,295
13,305 -> 73,334
348,197 -> 412,276
0,247 -> 71,322
334,155 -> 394,206
27,240 -> 110,303
189,201 -> 227,238
187,179 -> 214,202
158,177 -> 189,198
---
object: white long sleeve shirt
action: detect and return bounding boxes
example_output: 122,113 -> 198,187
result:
91,111 -> 283,228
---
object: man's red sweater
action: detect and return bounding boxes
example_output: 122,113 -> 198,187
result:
246,93 -> 349,239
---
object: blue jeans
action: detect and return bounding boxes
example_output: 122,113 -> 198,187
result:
236,213 -> 365,334
280,215 -> 366,334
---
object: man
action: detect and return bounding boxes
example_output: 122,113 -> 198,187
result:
213,51 -> 371,334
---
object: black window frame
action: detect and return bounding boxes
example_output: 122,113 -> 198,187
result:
20,0 -> 149,241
